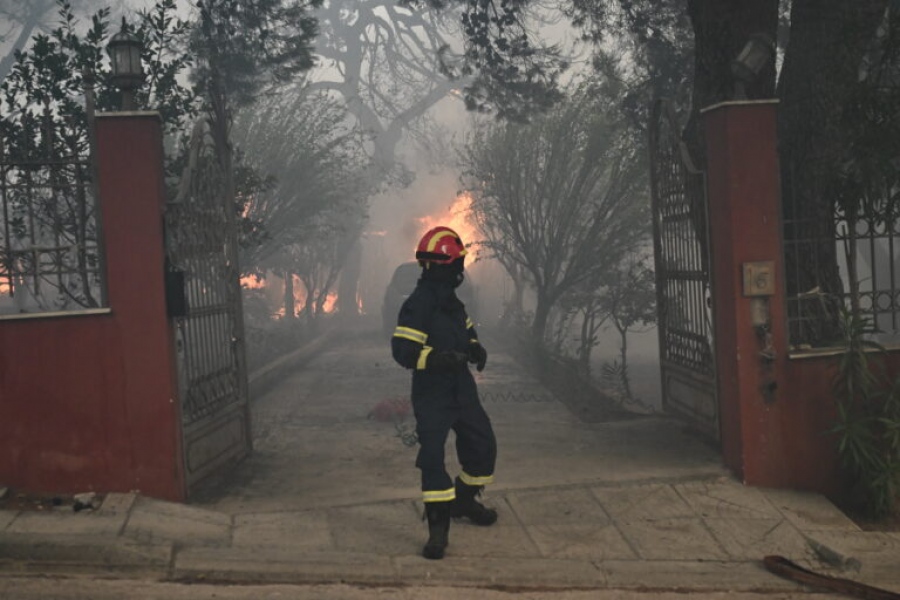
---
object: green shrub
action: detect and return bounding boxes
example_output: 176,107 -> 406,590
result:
831,307 -> 900,519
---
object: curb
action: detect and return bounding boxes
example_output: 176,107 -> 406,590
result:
0,533 -> 173,576
167,550 -> 804,592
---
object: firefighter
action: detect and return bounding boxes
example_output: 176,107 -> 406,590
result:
391,225 -> 498,560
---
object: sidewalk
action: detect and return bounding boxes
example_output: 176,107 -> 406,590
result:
1,459 -> 898,592
1,326 -> 898,593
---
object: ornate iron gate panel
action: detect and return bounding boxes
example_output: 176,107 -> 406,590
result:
649,99 -> 719,442
166,121 -> 251,493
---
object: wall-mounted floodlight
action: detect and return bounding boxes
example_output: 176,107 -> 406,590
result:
731,33 -> 776,100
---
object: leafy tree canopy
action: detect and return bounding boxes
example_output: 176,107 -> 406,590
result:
191,0 -> 321,110
462,80 -> 648,340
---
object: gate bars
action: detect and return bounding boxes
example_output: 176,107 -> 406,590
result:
166,120 -> 252,491
649,99 -> 719,441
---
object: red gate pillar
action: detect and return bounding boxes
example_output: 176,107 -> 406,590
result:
95,113 -> 186,501
703,100 -> 789,485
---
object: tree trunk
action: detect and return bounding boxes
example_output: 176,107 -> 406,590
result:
337,238 -> 362,316
616,320 -> 634,403
577,308 -> 595,376
302,279 -> 319,333
282,270 -> 295,318
532,291 -> 552,343
511,273 -> 525,316
778,0 -> 889,346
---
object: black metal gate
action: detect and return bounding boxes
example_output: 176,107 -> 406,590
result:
166,121 -> 252,494
649,99 -> 719,442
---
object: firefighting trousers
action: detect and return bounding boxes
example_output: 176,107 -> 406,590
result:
411,369 -> 497,503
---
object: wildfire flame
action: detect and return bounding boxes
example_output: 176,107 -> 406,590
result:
322,292 -> 338,313
241,274 -> 266,289
243,273 -> 340,318
418,192 -> 479,261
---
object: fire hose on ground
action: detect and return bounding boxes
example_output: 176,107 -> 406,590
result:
763,555 -> 900,599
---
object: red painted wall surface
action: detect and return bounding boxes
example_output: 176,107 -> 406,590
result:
0,113 -> 186,501
771,350 -> 900,498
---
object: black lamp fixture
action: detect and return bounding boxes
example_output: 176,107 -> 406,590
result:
731,33 -> 776,100
107,18 -> 144,110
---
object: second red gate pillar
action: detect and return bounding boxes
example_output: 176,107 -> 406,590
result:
702,100 -> 790,486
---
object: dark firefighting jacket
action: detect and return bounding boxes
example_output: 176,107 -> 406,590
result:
391,278 -> 478,378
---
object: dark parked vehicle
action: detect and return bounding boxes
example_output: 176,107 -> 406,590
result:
382,261 -> 478,336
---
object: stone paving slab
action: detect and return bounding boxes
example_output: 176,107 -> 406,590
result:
393,555 -> 606,588
97,492 -> 138,517
506,487 -> 612,525
592,484 -> 695,521
524,523 -> 637,560
599,559 -> 797,591
504,486 -> 635,559
615,517 -> 728,561
856,565 -> 900,593
5,508 -> 126,537
702,518 -> 813,563
173,547 -> 396,585
123,496 -> 232,547
675,479 -> 782,520
761,488 -> 861,532
445,522 -> 540,559
0,511 -> 17,532
326,502 -> 422,555
232,511 -> 333,551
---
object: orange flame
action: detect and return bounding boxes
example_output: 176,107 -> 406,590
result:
244,274 -> 340,318
322,292 -> 338,313
418,192 -> 479,261
241,274 -> 266,289
289,280 -> 338,316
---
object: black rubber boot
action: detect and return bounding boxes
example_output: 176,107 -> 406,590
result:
422,502 -> 451,560
450,476 -> 498,526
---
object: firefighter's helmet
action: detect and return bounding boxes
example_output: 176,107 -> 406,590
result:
415,226 -> 467,265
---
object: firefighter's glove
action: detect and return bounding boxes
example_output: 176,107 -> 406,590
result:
428,350 -> 469,371
468,342 -> 488,372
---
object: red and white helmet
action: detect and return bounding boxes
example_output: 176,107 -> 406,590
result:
415,226 -> 467,265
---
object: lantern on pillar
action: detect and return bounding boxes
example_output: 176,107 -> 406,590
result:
107,18 -> 144,111
731,33 -> 775,100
